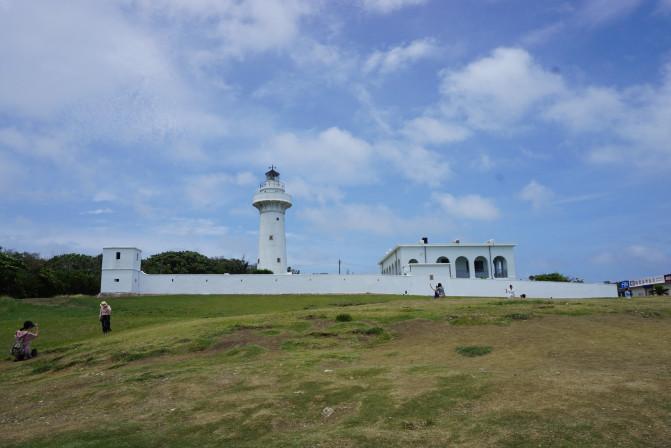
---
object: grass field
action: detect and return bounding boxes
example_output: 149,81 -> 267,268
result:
1,294 -> 670,447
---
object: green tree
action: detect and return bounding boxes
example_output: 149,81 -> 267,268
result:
142,251 -> 214,274
211,256 -> 249,274
653,285 -> 669,296
0,249 -> 102,298
529,273 -> 583,282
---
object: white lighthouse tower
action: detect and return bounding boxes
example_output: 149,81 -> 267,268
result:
252,166 -> 292,274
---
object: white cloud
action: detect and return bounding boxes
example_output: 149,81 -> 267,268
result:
592,244 -> 669,265
300,201 -> 452,237
0,2 -> 177,118
586,146 -> 626,164
0,127 -> 72,164
130,0 -> 313,58
520,22 -> 566,47
80,208 -> 113,215
256,127 -> 376,186
548,64 -> 671,167
157,218 -> 229,237
301,203 -> 399,235
611,67 -> 671,165
430,48 -> 671,168
184,171 -> 256,208
625,244 -> 668,264
578,0 -> 643,25
519,180 -> 554,209
93,192 -> 118,203
289,178 -> 345,204
359,0 -> 427,14
432,193 -> 500,220
377,142 -> 451,187
252,126 -> 458,195
401,117 -> 470,144
545,87 -> 624,132
473,154 -> 495,172
440,47 -> 564,130
0,0 -> 231,167
364,38 -> 440,74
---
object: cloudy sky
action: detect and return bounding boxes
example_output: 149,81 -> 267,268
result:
1,0 -> 670,281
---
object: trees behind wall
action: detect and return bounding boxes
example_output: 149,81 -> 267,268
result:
0,249 -> 101,299
0,248 -> 256,299
529,272 -> 584,283
142,251 -> 250,275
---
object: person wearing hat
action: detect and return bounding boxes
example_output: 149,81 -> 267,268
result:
12,321 -> 39,361
99,301 -> 112,335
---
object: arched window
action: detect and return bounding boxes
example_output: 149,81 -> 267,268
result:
455,256 -> 470,278
408,259 -> 418,264
493,256 -> 508,278
436,256 -> 450,263
474,256 -> 489,279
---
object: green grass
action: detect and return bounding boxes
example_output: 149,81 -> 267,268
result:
456,345 -> 493,357
1,294 -> 670,447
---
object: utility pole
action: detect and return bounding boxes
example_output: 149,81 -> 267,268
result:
338,259 -> 341,275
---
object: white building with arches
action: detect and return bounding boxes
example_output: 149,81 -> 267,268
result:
99,168 -> 617,299
379,239 -> 515,280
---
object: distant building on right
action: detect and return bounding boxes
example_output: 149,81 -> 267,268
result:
379,237 -> 515,279
617,273 -> 671,297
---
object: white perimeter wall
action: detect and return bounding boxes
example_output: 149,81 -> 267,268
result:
124,272 -> 617,299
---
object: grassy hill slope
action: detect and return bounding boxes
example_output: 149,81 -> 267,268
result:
1,295 -> 670,447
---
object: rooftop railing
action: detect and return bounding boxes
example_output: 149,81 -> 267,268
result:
259,180 -> 285,190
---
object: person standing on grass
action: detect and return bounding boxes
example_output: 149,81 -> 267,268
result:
99,301 -> 112,335
11,321 -> 39,361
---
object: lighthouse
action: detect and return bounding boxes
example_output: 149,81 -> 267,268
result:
252,167 -> 292,274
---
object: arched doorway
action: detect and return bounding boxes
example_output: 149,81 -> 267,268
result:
436,256 -> 449,263
493,256 -> 508,278
474,256 -> 489,278
455,256 -> 470,278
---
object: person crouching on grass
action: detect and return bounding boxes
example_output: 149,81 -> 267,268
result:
11,321 -> 39,361
99,301 -> 112,335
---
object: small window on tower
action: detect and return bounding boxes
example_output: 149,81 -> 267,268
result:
114,278 -> 120,283
276,217 -> 279,221
277,258 -> 281,263
269,235 -> 274,240
116,251 -> 121,260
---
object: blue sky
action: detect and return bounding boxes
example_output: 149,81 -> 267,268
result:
1,0 -> 670,281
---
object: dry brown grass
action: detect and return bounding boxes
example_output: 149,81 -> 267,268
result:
1,296 -> 670,447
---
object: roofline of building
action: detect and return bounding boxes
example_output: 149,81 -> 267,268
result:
377,243 -> 516,265
103,247 -> 142,251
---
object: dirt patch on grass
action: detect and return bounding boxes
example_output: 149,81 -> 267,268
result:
389,318 -> 444,337
210,329 -> 290,352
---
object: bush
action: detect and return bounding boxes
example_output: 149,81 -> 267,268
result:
456,345 -> 492,357
353,327 -> 384,335
335,313 -> 352,322
653,285 -> 669,296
